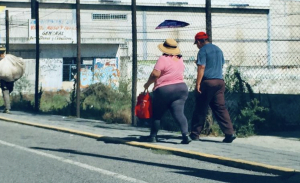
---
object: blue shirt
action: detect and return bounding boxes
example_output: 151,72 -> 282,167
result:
196,43 -> 224,80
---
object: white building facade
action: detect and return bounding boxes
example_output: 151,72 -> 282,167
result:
0,0 -> 299,94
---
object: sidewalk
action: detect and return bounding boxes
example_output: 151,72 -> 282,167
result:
0,111 -> 299,180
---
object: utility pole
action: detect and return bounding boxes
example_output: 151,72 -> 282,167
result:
131,0 -> 137,126
206,0 -> 212,42
205,0 -> 214,130
5,10 -> 9,53
31,0 -> 36,19
34,0 -> 40,112
76,0 -> 81,118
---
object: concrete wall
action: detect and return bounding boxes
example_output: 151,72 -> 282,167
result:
15,57 -> 120,92
0,0 -> 299,95
9,44 -> 119,59
225,92 -> 300,126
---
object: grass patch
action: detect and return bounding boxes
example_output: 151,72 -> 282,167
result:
10,93 -> 35,112
40,90 -> 70,112
81,82 -> 131,123
7,82 -> 132,124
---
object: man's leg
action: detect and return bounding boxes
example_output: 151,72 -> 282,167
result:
209,80 -> 235,140
190,91 -> 210,139
2,89 -> 11,112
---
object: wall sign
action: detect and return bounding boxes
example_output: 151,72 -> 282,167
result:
28,19 -> 76,44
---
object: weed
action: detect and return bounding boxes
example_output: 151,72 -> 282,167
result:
12,74 -> 32,94
225,66 -> 271,137
40,91 -> 69,112
37,86 -> 43,111
0,96 -> 3,107
81,82 -> 131,123
209,124 -> 222,137
8,82 -> 132,124
69,79 -> 77,116
10,91 -> 31,109
234,98 -> 269,137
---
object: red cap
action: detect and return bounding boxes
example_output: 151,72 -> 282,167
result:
194,32 -> 209,44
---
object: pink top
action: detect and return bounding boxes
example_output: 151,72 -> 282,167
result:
153,55 -> 185,90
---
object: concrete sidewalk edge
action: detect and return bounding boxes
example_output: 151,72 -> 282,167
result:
1,116 -> 298,176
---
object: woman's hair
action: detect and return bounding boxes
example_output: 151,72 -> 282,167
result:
162,53 -> 182,59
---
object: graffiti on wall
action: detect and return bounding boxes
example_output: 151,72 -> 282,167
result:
40,59 -> 63,89
80,58 -> 119,88
94,58 -> 119,88
18,59 -> 63,92
20,58 -> 118,91
80,65 -> 93,88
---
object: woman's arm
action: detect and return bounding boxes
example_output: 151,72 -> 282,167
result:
144,69 -> 161,90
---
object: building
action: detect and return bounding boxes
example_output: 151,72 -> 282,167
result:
0,0 -> 299,94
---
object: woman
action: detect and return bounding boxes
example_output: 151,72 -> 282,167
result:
142,38 -> 191,144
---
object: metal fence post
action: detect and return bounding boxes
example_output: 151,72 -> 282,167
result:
206,0 -> 212,42
5,10 -> 9,54
131,0 -> 137,126
34,0 -> 40,112
76,0 -> 81,118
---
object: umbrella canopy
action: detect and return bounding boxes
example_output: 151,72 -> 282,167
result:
155,20 -> 189,29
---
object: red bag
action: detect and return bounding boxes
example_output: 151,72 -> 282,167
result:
135,90 -> 152,119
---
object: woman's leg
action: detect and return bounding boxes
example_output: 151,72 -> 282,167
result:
150,88 -> 169,137
169,83 -> 189,136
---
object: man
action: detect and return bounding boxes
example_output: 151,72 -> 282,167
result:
190,32 -> 236,143
0,47 -> 14,114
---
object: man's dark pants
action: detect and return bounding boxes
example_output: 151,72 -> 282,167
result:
191,79 -> 234,138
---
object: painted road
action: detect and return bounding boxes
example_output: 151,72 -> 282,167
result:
0,120 -> 288,183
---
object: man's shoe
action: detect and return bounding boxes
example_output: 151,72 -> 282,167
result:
3,109 -> 10,114
223,134 -> 236,143
140,136 -> 157,143
181,135 -> 192,144
189,134 -> 200,141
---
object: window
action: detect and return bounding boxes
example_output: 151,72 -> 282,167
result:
92,13 -> 127,20
63,58 -> 76,81
63,57 -> 93,81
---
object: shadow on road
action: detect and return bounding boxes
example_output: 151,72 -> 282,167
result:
199,139 -> 223,143
96,135 -> 179,145
30,147 -> 288,183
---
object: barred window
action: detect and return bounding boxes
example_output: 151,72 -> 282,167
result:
63,57 -> 93,81
92,13 -> 127,20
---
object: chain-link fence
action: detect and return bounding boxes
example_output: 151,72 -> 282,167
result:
0,0 -> 299,130
129,0 -> 300,129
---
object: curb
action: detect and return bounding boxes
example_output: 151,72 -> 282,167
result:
0,116 -> 298,176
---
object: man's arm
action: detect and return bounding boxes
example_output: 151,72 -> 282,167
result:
196,65 -> 205,93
